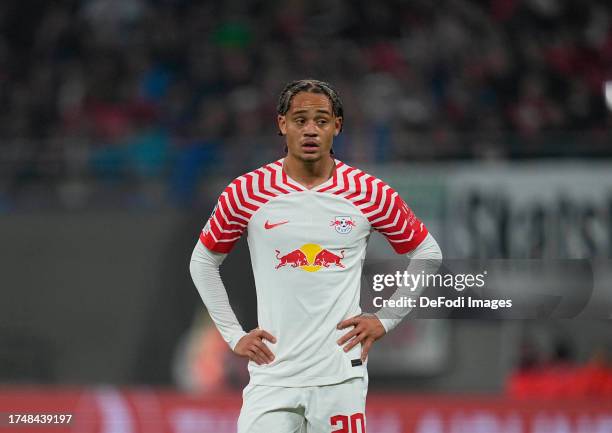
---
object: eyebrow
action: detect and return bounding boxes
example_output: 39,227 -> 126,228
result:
291,109 -> 332,115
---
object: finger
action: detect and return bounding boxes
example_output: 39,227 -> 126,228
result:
251,346 -> 269,365
251,349 -> 268,365
253,339 -> 275,362
235,339 -> 252,357
343,333 -> 365,352
361,339 -> 373,362
257,329 -> 277,343
251,341 -> 274,364
246,349 -> 262,365
337,328 -> 360,346
236,346 -> 249,357
337,317 -> 360,330
252,340 -> 274,363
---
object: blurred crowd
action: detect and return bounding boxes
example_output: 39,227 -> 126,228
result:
507,337 -> 612,399
1,0 -> 611,208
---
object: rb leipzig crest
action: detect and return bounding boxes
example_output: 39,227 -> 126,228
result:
330,216 -> 356,234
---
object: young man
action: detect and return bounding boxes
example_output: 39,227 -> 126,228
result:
190,79 -> 442,433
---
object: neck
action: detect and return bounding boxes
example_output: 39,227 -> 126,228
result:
283,153 -> 335,190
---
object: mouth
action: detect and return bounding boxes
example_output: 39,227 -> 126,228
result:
301,140 -> 320,152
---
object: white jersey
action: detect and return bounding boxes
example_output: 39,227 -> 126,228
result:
200,158 -> 428,386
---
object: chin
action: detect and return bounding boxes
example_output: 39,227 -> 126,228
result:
297,152 -> 323,162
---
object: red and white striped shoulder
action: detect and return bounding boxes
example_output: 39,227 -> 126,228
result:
318,161 -> 429,254
199,159 -> 302,253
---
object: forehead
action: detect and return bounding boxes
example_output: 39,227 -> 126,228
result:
287,91 -> 332,114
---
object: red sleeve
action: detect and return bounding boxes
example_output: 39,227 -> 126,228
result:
199,184 -> 249,254
370,188 -> 428,254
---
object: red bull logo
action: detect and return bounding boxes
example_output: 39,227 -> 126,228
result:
275,243 -> 345,272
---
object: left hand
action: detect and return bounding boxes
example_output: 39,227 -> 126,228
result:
337,313 -> 386,362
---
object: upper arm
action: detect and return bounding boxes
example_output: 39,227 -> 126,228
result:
369,185 -> 428,254
199,182 -> 249,254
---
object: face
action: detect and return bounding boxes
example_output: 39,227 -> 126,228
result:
277,92 -> 342,162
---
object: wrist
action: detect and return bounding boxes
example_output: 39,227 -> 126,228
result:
229,330 -> 248,351
374,314 -> 395,333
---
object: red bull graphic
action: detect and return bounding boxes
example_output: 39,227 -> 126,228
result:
274,244 -> 345,272
274,249 -> 308,269
313,249 -> 345,268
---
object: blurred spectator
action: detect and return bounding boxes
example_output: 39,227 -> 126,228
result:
173,311 -> 248,392
1,0 -> 611,208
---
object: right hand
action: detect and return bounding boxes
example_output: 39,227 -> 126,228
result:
233,328 -> 277,365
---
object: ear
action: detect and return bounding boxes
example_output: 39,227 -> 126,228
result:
334,117 -> 343,136
277,114 -> 287,136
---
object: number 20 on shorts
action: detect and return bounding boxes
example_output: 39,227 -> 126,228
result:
330,413 -> 366,433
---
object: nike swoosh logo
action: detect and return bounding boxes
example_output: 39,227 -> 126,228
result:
265,220 -> 289,230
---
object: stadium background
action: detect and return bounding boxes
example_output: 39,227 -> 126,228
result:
0,0 -> 611,432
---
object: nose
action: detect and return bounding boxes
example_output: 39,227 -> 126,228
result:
303,120 -> 318,136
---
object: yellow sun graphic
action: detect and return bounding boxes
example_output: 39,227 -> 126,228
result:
298,243 -> 323,272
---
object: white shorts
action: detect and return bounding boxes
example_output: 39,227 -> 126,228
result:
237,377 -> 368,433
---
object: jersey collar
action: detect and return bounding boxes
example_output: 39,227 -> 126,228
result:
279,157 -> 341,192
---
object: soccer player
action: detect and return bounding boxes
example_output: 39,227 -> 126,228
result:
190,79 -> 442,433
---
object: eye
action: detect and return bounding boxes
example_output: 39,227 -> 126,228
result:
317,119 -> 328,125
295,118 -> 305,125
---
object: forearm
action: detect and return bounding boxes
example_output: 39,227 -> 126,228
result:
375,233 -> 443,332
189,241 -> 247,349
